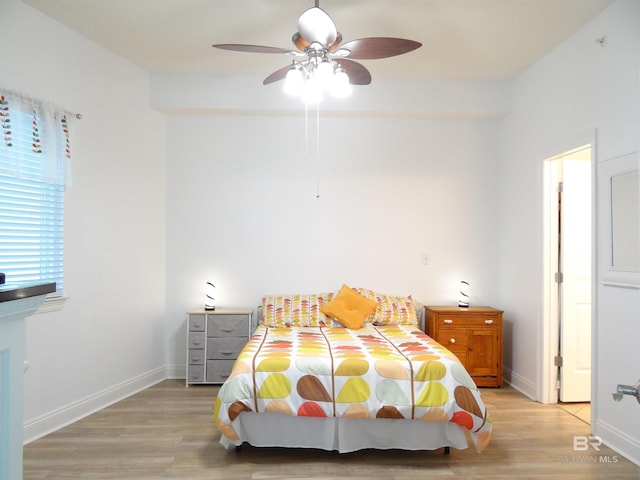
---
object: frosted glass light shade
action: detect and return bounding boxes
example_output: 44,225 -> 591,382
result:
331,69 -> 352,98
283,67 -> 304,96
302,76 -> 323,104
316,58 -> 334,84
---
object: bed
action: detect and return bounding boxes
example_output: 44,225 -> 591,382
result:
213,285 -> 492,454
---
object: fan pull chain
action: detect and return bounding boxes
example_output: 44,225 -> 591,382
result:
305,102 -> 309,165
304,103 -> 321,199
315,103 -> 320,198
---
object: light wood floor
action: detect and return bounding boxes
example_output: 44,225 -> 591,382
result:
558,402 -> 591,425
24,379 -> 640,479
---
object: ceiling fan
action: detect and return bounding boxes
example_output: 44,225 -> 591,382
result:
212,1 -> 422,103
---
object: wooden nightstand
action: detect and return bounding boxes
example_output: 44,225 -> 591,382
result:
424,306 -> 503,387
186,309 -> 253,386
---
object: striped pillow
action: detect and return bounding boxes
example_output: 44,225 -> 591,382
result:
261,293 -> 334,327
356,287 -> 418,325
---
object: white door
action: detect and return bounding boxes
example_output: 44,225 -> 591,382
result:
559,152 -> 592,402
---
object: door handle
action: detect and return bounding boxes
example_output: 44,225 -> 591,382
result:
613,380 -> 640,404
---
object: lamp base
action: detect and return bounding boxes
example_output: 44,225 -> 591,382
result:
204,306 -> 216,311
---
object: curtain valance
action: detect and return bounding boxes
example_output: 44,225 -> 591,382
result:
0,89 -> 73,187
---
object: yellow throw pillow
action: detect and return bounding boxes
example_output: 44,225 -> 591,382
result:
321,284 -> 379,329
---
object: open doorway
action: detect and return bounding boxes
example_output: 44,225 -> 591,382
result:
543,145 -> 592,417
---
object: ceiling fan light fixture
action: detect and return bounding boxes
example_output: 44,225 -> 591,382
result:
316,57 -> 334,83
330,67 -> 352,99
283,64 -> 304,96
294,58 -> 352,103
301,75 -> 324,104
213,3 -> 421,103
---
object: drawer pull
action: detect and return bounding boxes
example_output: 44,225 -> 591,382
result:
444,319 -> 453,324
192,340 -> 202,346
449,338 -> 456,344
484,319 -> 494,325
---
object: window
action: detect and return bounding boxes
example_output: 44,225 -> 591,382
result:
0,92 -> 72,297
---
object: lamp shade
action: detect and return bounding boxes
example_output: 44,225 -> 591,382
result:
205,281 -> 216,310
458,280 -> 470,308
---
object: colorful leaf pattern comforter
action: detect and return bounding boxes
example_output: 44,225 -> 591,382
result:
214,324 -> 492,451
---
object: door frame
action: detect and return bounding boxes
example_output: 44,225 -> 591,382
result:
542,155 -> 561,405
541,131 -> 597,409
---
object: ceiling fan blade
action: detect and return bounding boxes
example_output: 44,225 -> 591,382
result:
297,6 -> 337,47
337,59 -> 372,85
213,44 -> 294,55
263,65 -> 291,85
339,38 -> 422,59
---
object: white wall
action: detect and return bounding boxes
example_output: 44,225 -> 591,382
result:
5,0 -> 509,443
498,0 -> 639,464
6,0 -> 637,464
1,0 -> 167,441
159,103 -> 504,371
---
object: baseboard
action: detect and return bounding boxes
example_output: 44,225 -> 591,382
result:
502,367 -> 537,401
596,418 -> 640,467
23,366 -> 168,444
165,363 -> 186,379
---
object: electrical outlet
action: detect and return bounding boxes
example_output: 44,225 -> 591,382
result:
421,253 -> 431,265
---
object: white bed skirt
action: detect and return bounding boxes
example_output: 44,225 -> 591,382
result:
220,412 -> 470,453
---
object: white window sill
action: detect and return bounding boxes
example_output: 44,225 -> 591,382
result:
34,295 -> 68,314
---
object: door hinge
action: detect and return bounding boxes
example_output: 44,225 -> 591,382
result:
557,181 -> 564,193
555,272 -> 564,283
554,355 -> 563,367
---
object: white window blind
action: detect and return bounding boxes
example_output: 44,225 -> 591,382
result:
0,91 -> 72,296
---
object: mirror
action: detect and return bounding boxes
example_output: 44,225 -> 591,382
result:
599,151 -> 640,288
611,170 -> 639,270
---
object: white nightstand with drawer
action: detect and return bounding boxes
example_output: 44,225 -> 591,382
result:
186,308 -> 253,386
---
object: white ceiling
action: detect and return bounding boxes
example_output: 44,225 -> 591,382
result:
23,0 -> 614,82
